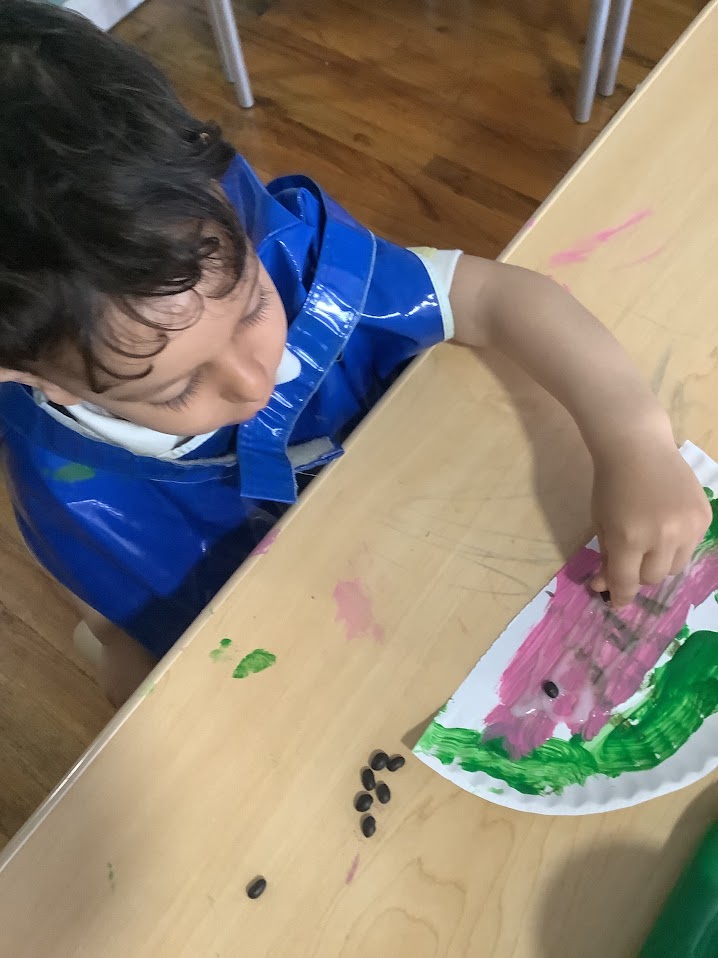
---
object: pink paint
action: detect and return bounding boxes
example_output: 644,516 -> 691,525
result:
333,579 -> 385,643
483,545 -> 718,759
345,853 -> 360,884
548,209 -> 653,268
251,529 -> 279,557
614,244 -> 666,270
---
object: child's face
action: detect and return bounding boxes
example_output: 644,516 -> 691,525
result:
38,254 -> 289,436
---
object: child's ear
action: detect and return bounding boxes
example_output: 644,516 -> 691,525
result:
0,368 -> 82,407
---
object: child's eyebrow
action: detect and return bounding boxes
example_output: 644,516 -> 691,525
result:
106,261 -> 261,403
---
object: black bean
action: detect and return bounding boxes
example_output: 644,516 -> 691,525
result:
600,590 -> 611,603
376,782 -> 391,804
361,767 -> 376,790
370,750 -> 389,771
386,754 -> 405,772
354,792 -> 373,812
246,877 -> 267,899
361,814 -> 376,838
542,680 -> 559,699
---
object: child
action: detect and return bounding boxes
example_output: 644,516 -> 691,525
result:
0,0 -> 710,706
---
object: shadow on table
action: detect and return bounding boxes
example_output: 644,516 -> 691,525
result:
535,781 -> 718,958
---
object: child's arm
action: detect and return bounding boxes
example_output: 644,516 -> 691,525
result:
449,255 -> 711,608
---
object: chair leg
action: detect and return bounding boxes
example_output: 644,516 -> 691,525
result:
575,0 -> 612,123
206,0 -> 254,109
206,0 -> 233,81
597,0 -> 633,97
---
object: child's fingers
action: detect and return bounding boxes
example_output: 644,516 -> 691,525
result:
604,547 -> 643,608
639,547 -> 674,587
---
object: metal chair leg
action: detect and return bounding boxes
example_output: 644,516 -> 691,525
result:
206,0 -> 233,81
206,0 -> 254,109
597,0 -> 633,97
575,0 -> 611,123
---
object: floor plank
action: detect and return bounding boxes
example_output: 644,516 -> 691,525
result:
0,0 -> 706,852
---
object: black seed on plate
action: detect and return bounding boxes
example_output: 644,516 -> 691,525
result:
370,750 -> 389,771
361,767 -> 376,790
354,792 -> 373,812
361,814 -> 376,838
386,754 -> 405,772
542,680 -> 559,699
246,877 -> 267,899
376,782 -> 391,804
600,590 -> 611,603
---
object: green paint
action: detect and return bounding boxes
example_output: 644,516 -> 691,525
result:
232,648 -> 276,679
108,862 -> 115,889
140,681 -> 156,697
416,625 -> 718,796
704,487 -> 715,500
700,495 -> 718,551
52,462 -> 96,483
209,637 -> 232,662
488,787 -> 504,795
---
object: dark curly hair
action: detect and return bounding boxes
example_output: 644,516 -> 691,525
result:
0,0 -> 248,390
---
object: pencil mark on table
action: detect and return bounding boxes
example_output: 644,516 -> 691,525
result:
345,853 -> 360,884
650,346 -> 672,394
614,242 -> 666,270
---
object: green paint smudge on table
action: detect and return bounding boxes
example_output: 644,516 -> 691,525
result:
416,625 -> 718,796
52,463 -> 96,483
108,862 -> 115,889
233,648 -> 276,679
209,637 -> 232,662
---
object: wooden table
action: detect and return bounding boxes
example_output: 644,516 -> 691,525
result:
2,5 -> 718,956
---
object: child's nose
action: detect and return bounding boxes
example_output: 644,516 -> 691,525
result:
215,352 -> 269,404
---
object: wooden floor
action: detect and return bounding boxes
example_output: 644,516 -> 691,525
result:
0,0 -> 706,853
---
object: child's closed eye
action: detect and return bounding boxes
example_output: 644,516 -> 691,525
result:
240,284 -> 271,329
151,285 -> 273,411
155,371 -> 203,412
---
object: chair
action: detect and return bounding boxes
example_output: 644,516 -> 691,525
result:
576,0 -> 633,122
61,0 -> 254,108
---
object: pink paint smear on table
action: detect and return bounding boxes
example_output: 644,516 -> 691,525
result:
548,210 -> 652,268
250,529 -> 280,557
333,579 -> 385,643
345,854 -> 360,884
483,545 -> 718,759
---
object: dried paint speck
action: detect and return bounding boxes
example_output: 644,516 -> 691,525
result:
209,637 -> 232,662
333,579 -> 385,643
233,648 -> 276,679
108,862 -> 115,890
251,529 -> 280,557
52,463 -> 96,483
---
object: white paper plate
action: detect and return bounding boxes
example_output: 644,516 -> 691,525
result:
415,442 -> 718,815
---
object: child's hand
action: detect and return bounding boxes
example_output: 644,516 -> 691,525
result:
590,435 -> 712,607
